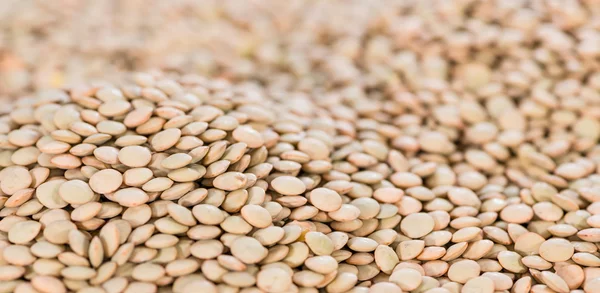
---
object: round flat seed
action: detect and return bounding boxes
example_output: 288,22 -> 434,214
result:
213,172 -> 247,191
0,265 -> 25,281
375,245 -> 399,274
89,236 -> 104,268
240,204 -> 272,228
132,263 -> 165,282
96,121 -> 126,135
448,260 -> 480,284
584,277 -> 600,293
497,251 -> 527,273
325,272 -> 357,293
115,135 -> 147,147
480,272 -> 513,290
93,146 -> 120,164
390,268 -> 422,291
305,231 -> 334,256
539,238 -> 574,262
89,169 -> 123,194
145,234 -> 178,249
167,203 -> 196,226
44,220 -> 77,244
373,187 -> 404,203
142,177 -> 173,192
347,237 -> 378,252
36,179 -> 68,208
162,153 -> 193,169
298,138 -> 330,160
166,259 -> 200,277
3,245 -> 36,266
257,267 -> 292,293
190,240 -> 223,259
5,188 -> 34,208
31,241 -> 64,258
305,255 -> 338,274
113,188 -> 149,207
400,213 -> 435,238
31,275 -> 66,293
271,176 -> 306,195
447,187 -> 481,207
232,126 -> 264,148
71,202 -> 103,222
122,204 -> 152,227
118,146 -> 152,167
540,271 -> 569,293
151,128 -> 181,151
123,168 -> 154,187
514,232 -> 545,255
8,220 -> 41,244
452,227 -> 482,242
70,121 -> 98,136
8,129 -> 41,146
192,204 -> 226,225
61,266 -> 97,280
98,100 -> 131,117
230,236 -> 268,264
123,282 -> 157,293
30,167 -> 50,188
328,204 -> 360,222
577,228 -> 600,242
370,282 -> 402,293
462,276 -> 494,293
500,204 -> 533,224
1,166 -> 33,195
67,229 -> 90,256
58,179 -> 94,205
124,107 -> 153,127
309,188 -> 342,212
12,147 -> 40,165
205,160 -> 231,178
554,264 -> 583,290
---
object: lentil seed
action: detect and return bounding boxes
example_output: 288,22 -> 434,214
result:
3,7 -> 600,291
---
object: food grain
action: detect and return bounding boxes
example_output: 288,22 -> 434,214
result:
2,1 -> 600,292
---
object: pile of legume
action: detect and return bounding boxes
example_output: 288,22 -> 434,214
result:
3,1 -> 600,293
0,0 -> 302,95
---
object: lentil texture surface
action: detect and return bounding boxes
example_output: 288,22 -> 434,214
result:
2,1 -> 600,293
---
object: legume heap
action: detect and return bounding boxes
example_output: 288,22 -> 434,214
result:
2,1 -> 600,293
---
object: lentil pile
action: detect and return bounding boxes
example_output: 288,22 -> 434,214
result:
0,0 -> 301,95
3,1 -> 600,293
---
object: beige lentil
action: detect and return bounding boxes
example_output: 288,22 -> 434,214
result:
539,238 -> 574,262
89,169 -> 122,194
401,213 -> 435,239
462,276 -> 494,293
271,176 -> 306,196
390,268 -> 422,291
31,275 -> 66,293
35,179 -> 68,209
256,267 -> 292,293
3,3 -> 600,289
212,172 -> 247,191
118,146 -> 152,168
309,188 -> 342,212
58,179 -> 94,205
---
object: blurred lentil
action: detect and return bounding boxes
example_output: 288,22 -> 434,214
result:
1,0 -> 600,293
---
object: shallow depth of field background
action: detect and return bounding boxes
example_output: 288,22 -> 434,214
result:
0,0 -> 394,95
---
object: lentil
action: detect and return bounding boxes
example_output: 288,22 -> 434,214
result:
2,2 -> 600,291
